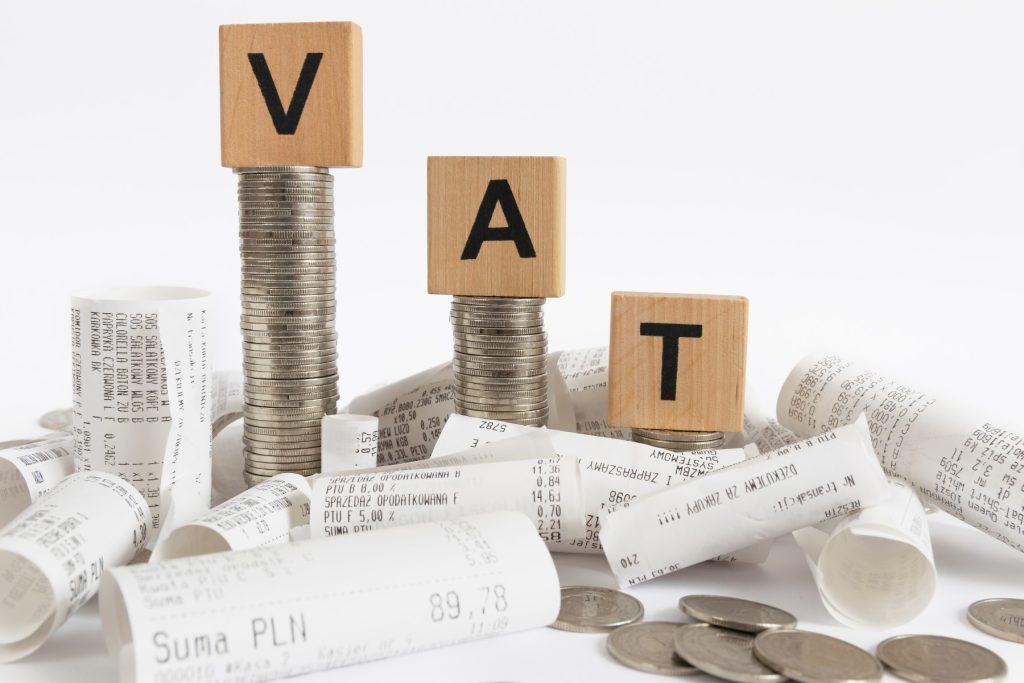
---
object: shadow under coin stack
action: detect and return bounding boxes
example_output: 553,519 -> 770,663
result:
237,166 -> 339,486
451,296 -> 548,426
631,427 -> 724,452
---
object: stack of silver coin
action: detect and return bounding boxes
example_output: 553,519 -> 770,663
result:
450,296 -> 548,426
632,427 -> 724,452
237,166 -> 338,487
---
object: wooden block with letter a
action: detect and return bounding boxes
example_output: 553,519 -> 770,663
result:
219,21 -> 363,168
427,156 -> 566,297
608,292 -> 748,433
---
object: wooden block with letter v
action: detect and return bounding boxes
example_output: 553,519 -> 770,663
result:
428,156 -> 566,297
219,21 -> 363,168
608,292 -> 748,433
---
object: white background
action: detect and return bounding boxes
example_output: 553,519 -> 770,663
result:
1,1 -> 1023,681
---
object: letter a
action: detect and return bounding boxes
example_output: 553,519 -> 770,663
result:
247,53 -> 324,135
460,179 -> 537,260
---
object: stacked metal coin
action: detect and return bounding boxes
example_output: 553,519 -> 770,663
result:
237,166 -> 338,486
450,296 -> 548,426
632,427 -> 725,452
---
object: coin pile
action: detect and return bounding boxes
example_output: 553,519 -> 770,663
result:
632,427 -> 725,452
450,296 -> 548,426
237,166 -> 338,486
552,589 -> 1012,683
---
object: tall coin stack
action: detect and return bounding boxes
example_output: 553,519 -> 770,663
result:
631,428 -> 725,452
450,296 -> 549,426
237,166 -> 339,486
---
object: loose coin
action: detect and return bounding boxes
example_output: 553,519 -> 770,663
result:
607,622 -> 699,676
39,408 -> 74,431
753,628 -> 882,683
876,634 -> 1007,683
550,586 -> 644,633
968,598 -> 1024,644
679,595 -> 797,633
673,623 -> 785,683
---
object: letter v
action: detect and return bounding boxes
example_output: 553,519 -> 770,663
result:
247,53 -> 324,135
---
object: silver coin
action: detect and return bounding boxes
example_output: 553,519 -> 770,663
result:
453,361 -> 547,375
456,406 -> 549,421
244,444 -> 322,457
634,428 -> 726,442
454,386 -> 549,400
753,628 -> 881,683
455,399 -> 549,413
673,624 -> 785,683
245,419 -> 323,431
968,598 -> 1024,644
453,295 -> 545,306
453,347 -> 548,360
244,370 -> 338,383
550,586 -> 644,633
244,394 -> 338,407
452,372 -> 547,386
245,466 -> 321,477
453,367 -> 547,381
39,408 -> 74,431
679,595 -> 797,633
607,622 -> 699,676
876,635 -> 1006,683
245,406 -> 334,418
244,433 -> 322,447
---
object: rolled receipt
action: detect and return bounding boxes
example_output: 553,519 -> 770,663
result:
432,415 -> 766,560
0,433 -> 76,527
321,414 -> 378,472
793,481 -> 935,629
778,352 -> 1024,554
152,474 -> 311,561
211,370 -> 243,438
70,286 -> 212,538
312,456 -> 584,550
0,470 -> 149,662
101,511 -> 560,682
555,346 -> 630,439
601,417 -> 891,587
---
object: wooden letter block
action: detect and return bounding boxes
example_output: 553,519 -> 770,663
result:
608,292 -> 748,432
428,156 -> 566,297
219,22 -> 363,168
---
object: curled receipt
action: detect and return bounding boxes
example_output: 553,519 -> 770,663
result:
0,470 -> 149,662
71,287 -> 212,539
100,511 -> 560,682
153,474 -> 311,561
793,481 -> 935,629
312,456 -> 584,549
431,415 -> 765,561
600,418 -> 891,587
345,355 -> 573,466
555,346 -> 630,439
778,352 -> 1024,554
0,433 -> 76,527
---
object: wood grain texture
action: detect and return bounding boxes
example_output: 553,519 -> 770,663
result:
608,292 -> 748,432
219,22 -> 362,168
427,156 -> 566,297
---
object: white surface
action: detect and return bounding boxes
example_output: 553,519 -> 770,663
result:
1,0 -> 1023,680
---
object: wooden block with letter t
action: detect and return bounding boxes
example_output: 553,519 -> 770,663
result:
608,292 -> 748,433
219,21 -> 363,168
427,156 -> 566,297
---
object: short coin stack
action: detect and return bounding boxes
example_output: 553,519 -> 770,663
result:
237,166 -> 339,486
632,427 -> 725,452
450,296 -> 548,426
